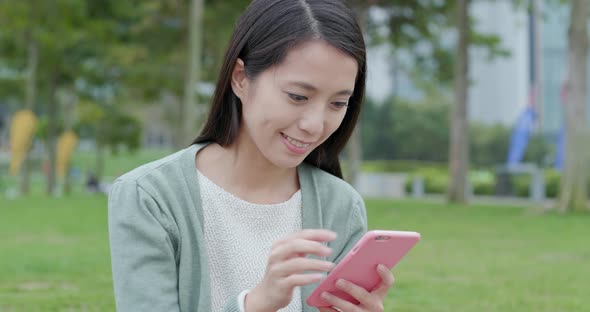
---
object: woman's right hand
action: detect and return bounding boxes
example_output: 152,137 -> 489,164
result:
245,229 -> 337,312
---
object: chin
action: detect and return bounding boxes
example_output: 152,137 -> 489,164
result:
266,152 -> 308,169
270,158 -> 305,169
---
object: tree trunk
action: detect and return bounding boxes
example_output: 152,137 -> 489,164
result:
96,142 -> 104,182
19,27 -> 38,195
163,91 -> 183,149
448,0 -> 470,204
180,0 -> 204,149
347,127 -> 362,187
58,88 -> 77,195
558,0 -> 589,213
46,76 -> 58,196
345,1 -> 370,188
532,0 -> 543,130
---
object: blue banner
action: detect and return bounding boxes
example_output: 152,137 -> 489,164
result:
507,106 -> 536,168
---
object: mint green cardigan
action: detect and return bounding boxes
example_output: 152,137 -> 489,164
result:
108,143 -> 368,312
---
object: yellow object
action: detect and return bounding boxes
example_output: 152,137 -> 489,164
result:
56,131 -> 78,179
9,110 -> 38,175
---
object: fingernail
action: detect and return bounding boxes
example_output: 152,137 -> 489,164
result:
321,292 -> 330,300
336,279 -> 346,288
378,264 -> 388,272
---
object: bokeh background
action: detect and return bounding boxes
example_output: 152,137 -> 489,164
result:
1,0 -> 589,311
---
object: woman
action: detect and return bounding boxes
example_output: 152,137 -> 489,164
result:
108,0 -> 395,311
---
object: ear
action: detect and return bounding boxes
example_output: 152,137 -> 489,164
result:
230,58 -> 248,101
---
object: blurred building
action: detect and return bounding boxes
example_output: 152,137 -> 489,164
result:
468,1 -> 529,127
366,1 -> 589,137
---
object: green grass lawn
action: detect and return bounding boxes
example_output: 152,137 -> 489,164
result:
0,195 -> 588,311
0,149 -> 173,197
70,148 -> 174,179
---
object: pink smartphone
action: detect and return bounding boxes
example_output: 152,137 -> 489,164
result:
306,230 -> 421,308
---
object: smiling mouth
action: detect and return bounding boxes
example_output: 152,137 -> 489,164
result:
281,133 -> 312,149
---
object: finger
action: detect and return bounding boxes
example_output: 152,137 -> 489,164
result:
282,229 -> 337,243
281,273 -> 325,288
335,279 -> 380,310
318,308 -> 339,312
321,291 -> 361,312
270,238 -> 332,262
371,264 -> 395,298
272,257 -> 334,277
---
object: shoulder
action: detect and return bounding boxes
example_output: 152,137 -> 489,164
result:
107,145 -> 204,237
116,147 -> 193,184
107,144 -> 204,212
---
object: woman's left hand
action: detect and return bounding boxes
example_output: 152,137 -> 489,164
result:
318,264 -> 394,312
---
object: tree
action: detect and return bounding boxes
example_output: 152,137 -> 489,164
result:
558,0 -> 590,213
182,0 -> 204,148
448,0 -> 471,203
372,0 -> 511,204
344,0 -> 374,187
0,0 -> 40,195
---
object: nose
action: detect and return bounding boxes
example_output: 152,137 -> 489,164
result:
298,104 -> 324,136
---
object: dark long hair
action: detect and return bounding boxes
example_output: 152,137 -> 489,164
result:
194,0 -> 366,179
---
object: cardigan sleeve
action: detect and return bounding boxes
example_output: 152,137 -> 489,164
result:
331,194 -> 368,264
220,290 -> 245,312
108,179 -> 181,312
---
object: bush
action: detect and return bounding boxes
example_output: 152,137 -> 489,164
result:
545,169 -> 561,198
512,174 -> 531,197
404,168 -> 448,195
360,98 -> 450,162
400,167 -> 574,199
362,160 -> 447,173
509,169 -> 566,198
470,170 -> 496,195
404,169 -> 498,196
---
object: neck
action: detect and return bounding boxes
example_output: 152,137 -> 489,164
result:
224,140 -> 297,190
198,135 -> 299,204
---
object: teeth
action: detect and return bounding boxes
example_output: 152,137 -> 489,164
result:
284,134 -> 310,149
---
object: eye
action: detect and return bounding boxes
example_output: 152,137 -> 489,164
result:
331,101 -> 349,109
287,93 -> 308,102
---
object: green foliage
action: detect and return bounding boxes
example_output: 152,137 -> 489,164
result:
74,99 -> 142,154
360,98 -> 396,160
35,116 -> 65,141
545,169 -> 561,198
470,170 -> 496,195
362,160 -> 447,173
361,97 -> 450,162
404,168 -> 449,194
360,0 -> 511,89
99,112 -> 142,154
362,97 -> 552,168
512,170 -> 590,199
404,168 -> 496,195
402,168 -> 567,198
512,174 -> 532,197
392,99 -> 450,162
469,123 -> 511,167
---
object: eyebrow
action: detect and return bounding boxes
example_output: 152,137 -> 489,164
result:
288,81 -> 354,97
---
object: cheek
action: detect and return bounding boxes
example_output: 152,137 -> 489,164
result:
324,111 -> 347,135
246,98 -> 286,132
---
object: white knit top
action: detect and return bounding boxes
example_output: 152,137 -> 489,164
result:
197,170 -> 303,312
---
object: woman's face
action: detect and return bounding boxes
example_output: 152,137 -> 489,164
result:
232,40 -> 358,169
